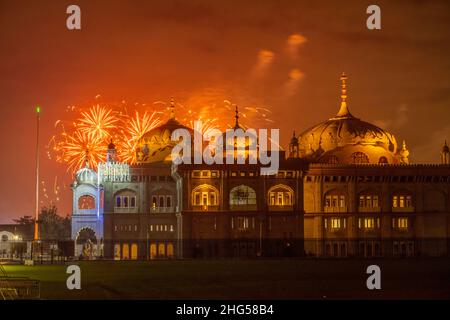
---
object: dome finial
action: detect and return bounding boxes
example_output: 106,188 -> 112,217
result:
336,72 -> 353,118
169,97 -> 175,119
84,149 -> 89,168
234,105 -> 239,128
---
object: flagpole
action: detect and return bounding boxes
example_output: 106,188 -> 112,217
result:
34,106 -> 40,241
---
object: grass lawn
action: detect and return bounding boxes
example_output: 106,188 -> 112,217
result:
3,258 -> 450,299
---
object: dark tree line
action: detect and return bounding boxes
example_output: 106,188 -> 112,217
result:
14,205 -> 71,240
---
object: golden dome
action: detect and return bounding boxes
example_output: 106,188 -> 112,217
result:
136,101 -> 192,163
298,73 -> 400,164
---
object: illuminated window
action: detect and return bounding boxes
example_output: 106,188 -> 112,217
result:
359,194 -> 379,208
393,217 -> 408,229
158,243 -> 165,256
78,195 -> 95,210
122,244 -> 130,260
352,152 -> 369,164
268,185 -> 294,206
192,184 -> 219,208
152,196 -> 157,208
325,194 -> 346,208
230,185 -> 256,208
393,195 -> 412,208
358,218 -> 380,229
331,218 -> 341,229
131,244 -> 138,260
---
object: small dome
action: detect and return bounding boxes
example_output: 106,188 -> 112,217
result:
76,164 -> 97,184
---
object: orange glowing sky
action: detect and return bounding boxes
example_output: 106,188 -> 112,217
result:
1,0 -> 450,222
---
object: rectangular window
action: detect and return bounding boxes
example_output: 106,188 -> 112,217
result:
364,218 -> 375,229
131,196 -> 136,208
123,196 -> 129,208
194,192 -> 200,205
116,196 -> 121,207
209,192 -> 216,206
166,196 -> 172,208
331,218 -> 341,229
373,195 -> 379,207
159,196 -> 165,207
237,217 -> 249,230
393,196 -> 398,208
202,192 -> 208,206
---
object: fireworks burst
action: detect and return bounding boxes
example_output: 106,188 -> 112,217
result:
50,96 -> 273,172
60,129 -> 106,171
78,104 -> 118,140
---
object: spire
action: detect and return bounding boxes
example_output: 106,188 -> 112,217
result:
400,140 -> 410,164
84,149 -> 89,168
335,72 -> 353,118
169,97 -> 175,119
234,105 -> 239,128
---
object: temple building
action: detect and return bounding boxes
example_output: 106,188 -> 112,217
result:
70,73 -> 450,259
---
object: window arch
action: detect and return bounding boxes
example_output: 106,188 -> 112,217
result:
78,195 -> 96,210
352,152 -> 369,164
230,185 -> 257,206
268,184 -> 294,206
378,156 -> 388,164
358,190 -> 380,211
324,189 -> 347,212
392,191 -> 414,210
192,184 -> 219,208
114,189 -> 137,209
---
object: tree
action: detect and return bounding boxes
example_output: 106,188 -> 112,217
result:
38,206 -> 71,241
13,215 -> 35,226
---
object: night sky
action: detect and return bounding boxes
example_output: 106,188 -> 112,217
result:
1,0 -> 449,222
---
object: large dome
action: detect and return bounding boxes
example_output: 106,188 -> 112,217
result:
136,108 -> 192,163
297,73 -> 403,165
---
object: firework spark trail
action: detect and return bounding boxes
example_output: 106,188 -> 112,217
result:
78,104 -> 119,140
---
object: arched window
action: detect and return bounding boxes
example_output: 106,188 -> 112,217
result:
268,184 -> 294,206
358,190 -> 380,211
114,189 -> 137,210
192,184 -> 219,209
324,189 -> 346,212
158,243 -> 165,257
230,185 -> 257,206
392,193 -> 413,209
152,196 -> 157,209
131,244 -> 138,260
167,243 -> 174,258
352,152 -> 369,164
78,195 -> 95,210
378,156 -> 388,164
114,243 -> 121,260
122,244 -> 130,260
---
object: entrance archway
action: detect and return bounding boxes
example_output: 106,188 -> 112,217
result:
75,227 -> 98,259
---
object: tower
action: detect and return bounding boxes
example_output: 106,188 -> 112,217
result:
106,139 -> 117,163
289,131 -> 299,158
71,161 -> 104,259
441,140 -> 449,164
399,140 -> 410,164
